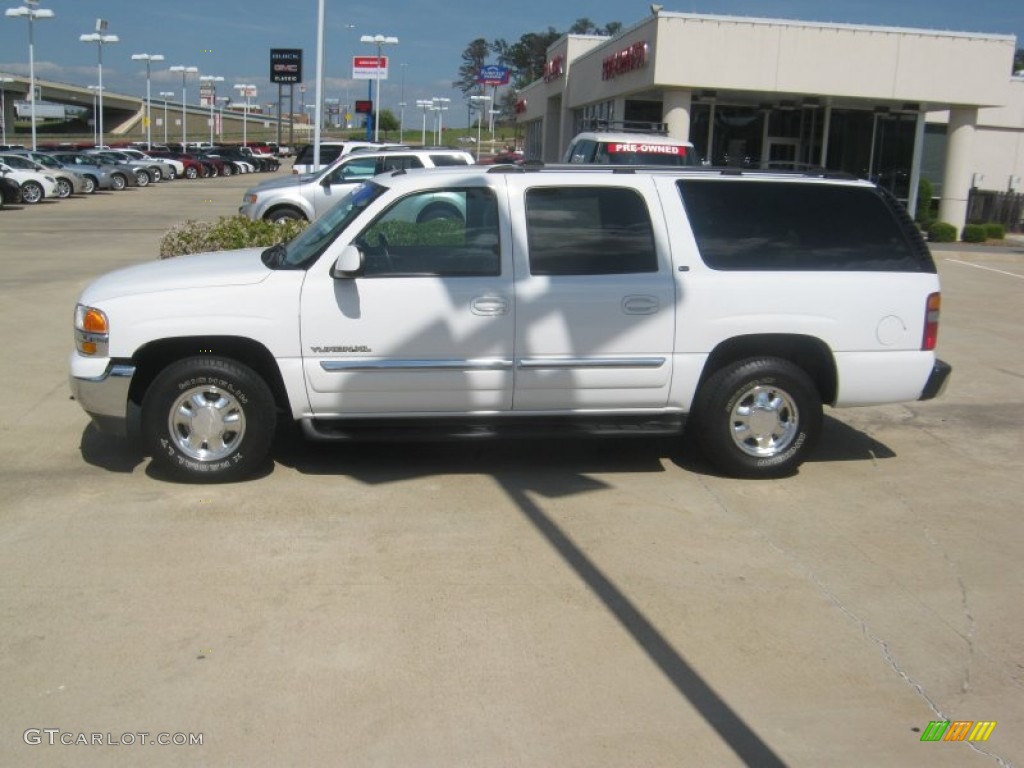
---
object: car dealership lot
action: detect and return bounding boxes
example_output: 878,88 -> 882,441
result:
1,177 -> 1022,766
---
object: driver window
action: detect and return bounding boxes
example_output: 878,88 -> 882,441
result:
354,187 -> 500,277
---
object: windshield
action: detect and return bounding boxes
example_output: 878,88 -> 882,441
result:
266,181 -> 388,270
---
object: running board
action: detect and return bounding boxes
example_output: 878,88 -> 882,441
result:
300,415 -> 686,443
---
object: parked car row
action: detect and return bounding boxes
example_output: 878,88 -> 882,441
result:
0,143 -> 281,209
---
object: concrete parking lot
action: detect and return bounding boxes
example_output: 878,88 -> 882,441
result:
1,174 -> 1022,767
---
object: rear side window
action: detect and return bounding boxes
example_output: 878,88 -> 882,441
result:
379,155 -> 425,172
526,187 -> 657,275
677,180 -> 934,272
429,153 -> 471,167
295,145 -> 343,166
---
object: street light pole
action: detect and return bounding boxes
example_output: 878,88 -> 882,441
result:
130,52 -> 164,149
233,84 -> 255,145
80,21 -> 119,148
168,65 -> 198,147
199,75 -> 223,146
432,97 -> 449,144
86,84 -> 102,146
159,91 -> 174,145
416,99 -> 431,146
398,62 -> 407,144
469,95 -> 491,160
5,0 -> 55,151
359,33 -> 398,143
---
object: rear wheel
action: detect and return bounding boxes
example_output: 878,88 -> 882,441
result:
21,180 -> 44,204
135,171 -> 150,187
142,357 -> 276,483
221,163 -> 233,177
691,357 -> 822,479
149,167 -> 163,182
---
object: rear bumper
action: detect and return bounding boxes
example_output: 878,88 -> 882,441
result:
69,360 -> 136,436
919,359 -> 952,401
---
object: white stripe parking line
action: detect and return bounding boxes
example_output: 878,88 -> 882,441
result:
945,259 -> 1024,280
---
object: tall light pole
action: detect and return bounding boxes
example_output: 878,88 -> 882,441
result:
469,95 -> 491,160
0,76 -> 13,145
5,0 -> 55,151
86,84 -> 103,146
159,91 -> 174,144
416,99 -> 432,146
432,97 -> 449,144
168,65 -> 198,147
233,83 -> 255,145
199,75 -> 223,146
80,21 -> 118,148
359,33 -> 398,143
398,62 -> 407,144
217,96 -> 230,141
130,52 -> 164,149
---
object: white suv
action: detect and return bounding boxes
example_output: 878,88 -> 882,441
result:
564,121 -> 699,166
241,147 -> 474,222
291,141 -> 402,175
71,165 -> 949,483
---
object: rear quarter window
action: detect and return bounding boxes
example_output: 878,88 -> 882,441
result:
677,180 -> 934,272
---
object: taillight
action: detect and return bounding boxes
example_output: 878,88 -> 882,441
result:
922,292 -> 940,350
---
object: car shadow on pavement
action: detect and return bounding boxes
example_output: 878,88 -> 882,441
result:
79,423 -> 146,474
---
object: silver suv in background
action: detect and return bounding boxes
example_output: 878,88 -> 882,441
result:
241,147 -> 474,222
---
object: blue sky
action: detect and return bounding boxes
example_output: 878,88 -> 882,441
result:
1,0 -> 1021,127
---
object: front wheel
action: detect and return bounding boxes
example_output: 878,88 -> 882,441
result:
690,357 -> 822,479
21,180 -> 44,204
82,175 -> 97,194
184,166 -> 198,179
110,173 -> 127,191
142,357 -> 277,483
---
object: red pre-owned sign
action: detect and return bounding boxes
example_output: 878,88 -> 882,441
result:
353,56 -> 389,80
608,143 -> 686,155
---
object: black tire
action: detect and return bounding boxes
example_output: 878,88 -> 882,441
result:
135,171 -> 150,187
221,163 -> 233,177
266,207 -> 305,223
21,180 -> 44,204
82,175 -> 98,194
55,178 -> 73,198
148,166 -> 163,182
417,203 -> 463,224
184,166 -> 198,179
142,356 -> 276,483
110,173 -> 127,191
690,357 -> 822,479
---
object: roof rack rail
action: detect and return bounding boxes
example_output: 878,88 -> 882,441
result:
579,119 -> 668,135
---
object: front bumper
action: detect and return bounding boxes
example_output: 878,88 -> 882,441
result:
69,360 -> 136,436
919,359 -> 952,401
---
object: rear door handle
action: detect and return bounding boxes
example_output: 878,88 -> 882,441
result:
471,296 -> 510,316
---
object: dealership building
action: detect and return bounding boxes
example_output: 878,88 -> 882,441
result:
515,10 -> 1022,231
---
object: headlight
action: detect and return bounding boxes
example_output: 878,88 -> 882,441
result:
74,304 -> 109,356
243,193 -> 257,205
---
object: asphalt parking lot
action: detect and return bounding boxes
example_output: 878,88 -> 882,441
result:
1,174 -> 1023,767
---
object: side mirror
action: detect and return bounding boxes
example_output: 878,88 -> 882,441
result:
332,244 -> 364,278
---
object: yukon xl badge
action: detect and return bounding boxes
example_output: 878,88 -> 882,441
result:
310,345 -> 372,353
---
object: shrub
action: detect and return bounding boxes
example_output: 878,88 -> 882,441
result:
983,222 -> 1005,240
961,224 -> 986,243
915,177 -> 934,224
927,222 -> 957,243
160,216 -> 307,259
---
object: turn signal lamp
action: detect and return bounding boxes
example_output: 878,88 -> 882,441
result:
922,293 -> 940,351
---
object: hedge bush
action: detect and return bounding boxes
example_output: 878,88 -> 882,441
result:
927,221 -> 957,243
160,216 -> 307,259
983,222 -> 1005,240
961,224 -> 987,243
915,177 -> 934,224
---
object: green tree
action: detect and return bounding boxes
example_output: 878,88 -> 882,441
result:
376,109 -> 399,138
491,28 -> 562,88
454,38 -> 490,96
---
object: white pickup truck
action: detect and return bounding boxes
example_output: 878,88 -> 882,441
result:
70,165 -> 950,482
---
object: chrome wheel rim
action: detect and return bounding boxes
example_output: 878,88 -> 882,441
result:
168,384 -> 246,462
729,384 -> 800,458
22,183 -> 41,203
